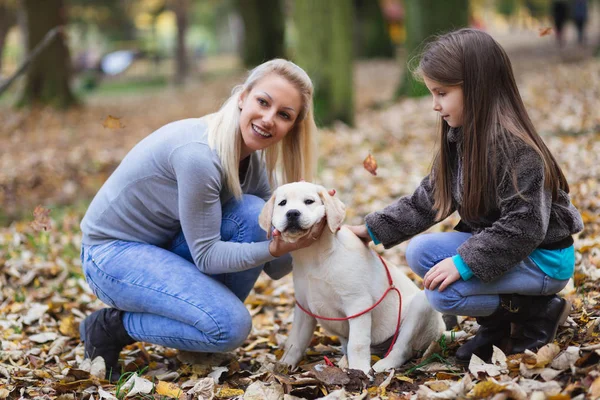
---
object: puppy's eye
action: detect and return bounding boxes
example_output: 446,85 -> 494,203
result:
278,200 -> 287,206
304,199 -> 315,205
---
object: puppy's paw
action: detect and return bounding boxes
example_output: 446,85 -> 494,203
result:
372,358 -> 398,373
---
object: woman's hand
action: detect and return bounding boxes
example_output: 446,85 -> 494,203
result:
268,218 -> 327,257
346,224 -> 371,245
423,258 -> 460,292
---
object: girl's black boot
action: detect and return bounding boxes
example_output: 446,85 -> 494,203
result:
509,294 -> 571,354
79,308 -> 135,382
455,295 -> 521,365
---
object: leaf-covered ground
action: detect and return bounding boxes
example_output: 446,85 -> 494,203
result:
1,33 -> 599,399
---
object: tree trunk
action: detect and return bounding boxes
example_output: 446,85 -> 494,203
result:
396,0 -> 469,98
293,0 -> 354,126
173,0 -> 189,84
0,3 -> 17,77
354,0 -> 394,59
17,0 -> 76,108
238,0 -> 285,68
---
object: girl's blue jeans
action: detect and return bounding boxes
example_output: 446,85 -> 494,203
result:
406,232 -> 570,317
80,194 -> 267,352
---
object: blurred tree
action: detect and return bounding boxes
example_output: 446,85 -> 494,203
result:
524,0 -> 550,18
172,0 -> 189,84
237,0 -> 285,67
0,0 -> 18,76
17,0 -> 76,108
70,0 -> 136,43
353,0 -> 395,59
293,0 -> 354,126
396,0 -> 469,98
496,0 -> 520,17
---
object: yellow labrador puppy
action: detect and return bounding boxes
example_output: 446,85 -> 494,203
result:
259,182 -> 445,374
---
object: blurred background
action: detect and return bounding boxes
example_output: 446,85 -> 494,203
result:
0,0 -> 599,232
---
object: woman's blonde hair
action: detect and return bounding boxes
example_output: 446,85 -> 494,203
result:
208,59 -> 317,198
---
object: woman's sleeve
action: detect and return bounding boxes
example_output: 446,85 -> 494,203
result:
170,144 -> 276,274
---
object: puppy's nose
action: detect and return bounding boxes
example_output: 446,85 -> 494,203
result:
286,209 -> 301,220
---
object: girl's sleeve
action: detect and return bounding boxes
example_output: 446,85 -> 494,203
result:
170,143 -> 276,274
456,147 -> 551,283
365,174 -> 443,248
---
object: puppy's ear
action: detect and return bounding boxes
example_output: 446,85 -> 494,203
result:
318,187 -> 346,233
259,193 -> 276,239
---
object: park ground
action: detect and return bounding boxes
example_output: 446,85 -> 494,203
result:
0,26 -> 599,399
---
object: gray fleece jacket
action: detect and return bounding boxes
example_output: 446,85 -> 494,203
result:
365,128 -> 583,283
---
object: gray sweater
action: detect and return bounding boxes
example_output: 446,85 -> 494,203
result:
81,118 -> 292,278
365,128 -> 583,283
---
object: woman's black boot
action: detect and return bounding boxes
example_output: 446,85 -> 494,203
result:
79,308 -> 135,382
455,295 -> 521,365
509,294 -> 571,354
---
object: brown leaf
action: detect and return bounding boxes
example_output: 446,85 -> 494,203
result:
363,153 -> 378,176
30,205 -> 51,231
102,115 -> 125,129
539,27 -> 553,37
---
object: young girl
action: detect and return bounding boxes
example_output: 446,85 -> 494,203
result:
79,59 -> 325,380
348,29 -> 583,364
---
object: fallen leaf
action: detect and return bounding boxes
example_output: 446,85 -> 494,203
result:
102,115 -> 125,129
155,381 -> 184,399
123,375 -> 154,398
29,332 -> 58,343
538,27 -> 553,36
589,376 -> 600,399
187,377 -> 215,399
363,153 -> 378,176
243,381 -> 284,399
31,205 -> 51,231
468,380 -> 506,398
550,346 -> 580,370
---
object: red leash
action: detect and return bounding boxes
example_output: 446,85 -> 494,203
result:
295,254 -> 402,358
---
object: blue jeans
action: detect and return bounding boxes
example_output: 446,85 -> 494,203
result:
80,194 -> 267,352
406,232 -> 570,317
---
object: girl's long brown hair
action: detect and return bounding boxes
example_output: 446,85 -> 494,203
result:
416,28 -> 568,221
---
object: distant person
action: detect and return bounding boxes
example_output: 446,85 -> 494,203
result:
78,59 -> 325,381
552,0 -> 569,47
348,29 -> 583,364
572,0 -> 589,46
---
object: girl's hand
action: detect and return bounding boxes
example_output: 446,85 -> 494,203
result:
268,218 -> 327,257
423,258 -> 460,292
346,224 -> 371,245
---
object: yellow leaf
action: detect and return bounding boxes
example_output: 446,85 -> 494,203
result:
59,315 -> 79,337
102,115 -> 125,129
155,381 -> 184,399
589,376 -> 600,399
215,388 -> 244,398
469,380 -> 506,398
395,375 -> 414,383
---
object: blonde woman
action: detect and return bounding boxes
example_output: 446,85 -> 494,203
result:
79,59 -> 322,381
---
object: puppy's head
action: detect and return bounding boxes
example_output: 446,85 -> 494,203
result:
259,182 -> 346,243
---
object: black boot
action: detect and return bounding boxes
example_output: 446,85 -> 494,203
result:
455,295 -> 521,365
509,294 -> 571,354
79,308 -> 135,382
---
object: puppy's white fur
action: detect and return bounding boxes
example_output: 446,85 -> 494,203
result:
259,182 -> 445,374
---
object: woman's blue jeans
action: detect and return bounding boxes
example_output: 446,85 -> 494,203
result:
406,232 -> 570,317
80,194 -> 267,352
